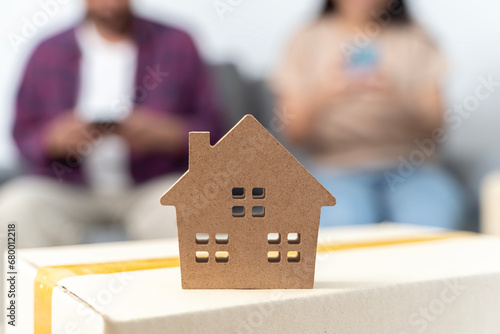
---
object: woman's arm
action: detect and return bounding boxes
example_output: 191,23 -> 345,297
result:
415,82 -> 444,132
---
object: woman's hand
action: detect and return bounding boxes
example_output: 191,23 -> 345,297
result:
314,69 -> 357,108
350,71 -> 397,96
279,68 -> 359,144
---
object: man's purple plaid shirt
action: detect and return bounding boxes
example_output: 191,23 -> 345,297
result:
14,16 -> 223,185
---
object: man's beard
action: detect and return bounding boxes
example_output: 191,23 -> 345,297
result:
88,9 -> 132,33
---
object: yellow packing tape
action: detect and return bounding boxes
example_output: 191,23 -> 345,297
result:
34,231 -> 472,334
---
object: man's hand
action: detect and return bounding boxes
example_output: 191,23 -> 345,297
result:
45,113 -> 93,159
117,110 -> 187,154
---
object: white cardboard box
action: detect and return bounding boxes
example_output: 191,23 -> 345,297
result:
4,224 -> 500,334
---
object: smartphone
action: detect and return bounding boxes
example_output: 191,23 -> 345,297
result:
90,119 -> 120,132
347,43 -> 380,75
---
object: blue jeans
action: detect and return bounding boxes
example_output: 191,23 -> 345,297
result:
314,165 -> 467,230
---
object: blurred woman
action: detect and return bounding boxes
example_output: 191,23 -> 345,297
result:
273,0 -> 466,229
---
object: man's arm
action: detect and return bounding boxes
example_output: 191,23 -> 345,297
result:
14,48 -> 54,164
14,46 -> 90,163
118,32 -> 223,153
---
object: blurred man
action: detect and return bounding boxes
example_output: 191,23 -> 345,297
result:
0,0 -> 223,247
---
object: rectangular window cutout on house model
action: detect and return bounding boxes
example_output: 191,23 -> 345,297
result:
252,206 -> 265,217
252,187 -> 265,199
232,206 -> 245,217
160,115 -> 336,289
232,187 -> 245,199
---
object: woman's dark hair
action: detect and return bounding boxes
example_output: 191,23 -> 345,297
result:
322,0 -> 410,24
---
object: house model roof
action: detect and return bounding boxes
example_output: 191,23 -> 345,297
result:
161,114 -> 336,209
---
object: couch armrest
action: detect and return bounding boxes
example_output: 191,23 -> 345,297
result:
481,171 -> 500,235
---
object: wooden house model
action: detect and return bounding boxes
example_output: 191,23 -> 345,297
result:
160,115 -> 336,289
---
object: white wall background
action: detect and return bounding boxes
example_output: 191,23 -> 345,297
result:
1,0 -> 500,186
